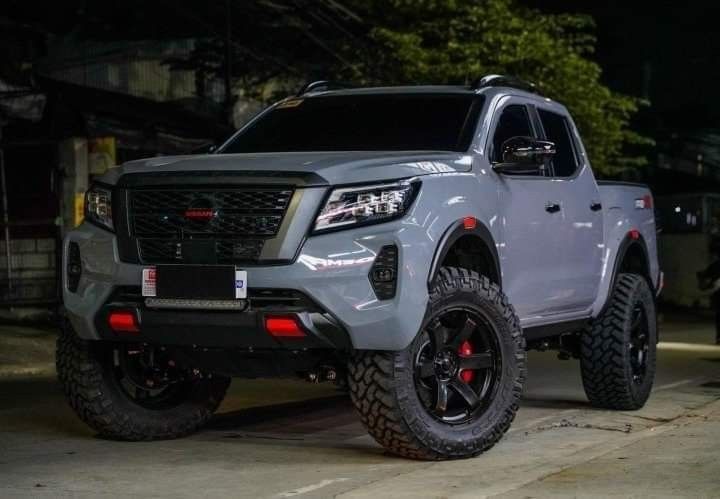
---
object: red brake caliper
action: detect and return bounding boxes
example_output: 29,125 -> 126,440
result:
458,340 -> 475,383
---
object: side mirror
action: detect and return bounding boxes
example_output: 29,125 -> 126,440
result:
493,136 -> 555,175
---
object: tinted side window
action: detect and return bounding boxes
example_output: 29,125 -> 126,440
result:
491,105 -> 533,163
538,110 -> 578,177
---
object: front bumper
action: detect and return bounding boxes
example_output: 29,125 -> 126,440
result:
63,219 -> 435,351
95,286 -> 352,350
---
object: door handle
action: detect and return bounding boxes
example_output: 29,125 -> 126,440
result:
545,202 -> 561,214
590,201 -> 602,212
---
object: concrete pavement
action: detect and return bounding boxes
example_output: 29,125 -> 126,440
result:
0,324 -> 55,378
1,316 -> 719,498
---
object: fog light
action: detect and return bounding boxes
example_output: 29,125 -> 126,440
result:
369,245 -> 398,300
108,310 -> 140,333
67,242 -> 82,293
372,267 -> 395,282
265,315 -> 305,338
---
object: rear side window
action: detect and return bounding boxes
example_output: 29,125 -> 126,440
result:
538,110 -> 578,177
491,105 -> 534,163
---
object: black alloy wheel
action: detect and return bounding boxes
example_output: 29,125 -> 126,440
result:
414,308 -> 501,424
628,302 -> 650,384
114,345 -> 192,410
348,267 -> 526,460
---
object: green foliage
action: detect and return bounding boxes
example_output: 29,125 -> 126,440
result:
339,0 -> 652,175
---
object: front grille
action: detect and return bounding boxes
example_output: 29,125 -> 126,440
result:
137,238 -> 265,264
128,188 -> 293,264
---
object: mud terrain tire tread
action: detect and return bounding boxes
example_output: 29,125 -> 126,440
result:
56,322 -> 229,441
348,267 -> 526,460
580,273 -> 657,410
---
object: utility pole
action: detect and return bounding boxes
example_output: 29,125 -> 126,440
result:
224,0 -> 233,126
0,124 -> 12,292
642,60 -> 652,101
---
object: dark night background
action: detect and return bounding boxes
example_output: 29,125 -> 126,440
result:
529,1 -> 720,135
4,1 -> 719,154
530,0 -> 720,200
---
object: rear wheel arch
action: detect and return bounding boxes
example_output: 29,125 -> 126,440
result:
596,233 -> 656,330
612,235 -> 654,294
428,220 -> 501,289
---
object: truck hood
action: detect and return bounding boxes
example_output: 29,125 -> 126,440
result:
103,151 -> 473,186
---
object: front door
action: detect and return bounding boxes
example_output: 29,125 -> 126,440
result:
488,98 -> 568,318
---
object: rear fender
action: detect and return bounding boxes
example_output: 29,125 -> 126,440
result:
593,232 -> 654,318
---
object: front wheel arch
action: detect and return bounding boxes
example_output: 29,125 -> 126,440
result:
427,220 -> 501,289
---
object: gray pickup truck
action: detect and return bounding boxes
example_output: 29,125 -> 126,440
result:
58,76 -> 661,460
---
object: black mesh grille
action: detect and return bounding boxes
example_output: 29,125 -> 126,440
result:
136,239 -> 266,264
133,214 -> 283,238
128,188 -> 293,264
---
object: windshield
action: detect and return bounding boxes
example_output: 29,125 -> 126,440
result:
220,94 -> 483,154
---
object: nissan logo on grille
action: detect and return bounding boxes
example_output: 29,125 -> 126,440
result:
184,198 -> 216,222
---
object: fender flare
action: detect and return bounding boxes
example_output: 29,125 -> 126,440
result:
427,219 -> 501,288
612,233 -> 653,289
598,232 -> 655,317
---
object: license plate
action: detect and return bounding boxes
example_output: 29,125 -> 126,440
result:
142,265 -> 247,300
142,267 -> 157,297
234,269 -> 247,299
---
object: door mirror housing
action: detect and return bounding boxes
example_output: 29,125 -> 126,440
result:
493,136 -> 555,175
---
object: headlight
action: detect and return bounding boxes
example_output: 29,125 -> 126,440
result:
313,180 -> 420,233
85,184 -> 114,231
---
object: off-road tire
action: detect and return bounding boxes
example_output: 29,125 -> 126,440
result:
580,273 -> 657,410
348,267 -> 526,460
56,322 -> 230,441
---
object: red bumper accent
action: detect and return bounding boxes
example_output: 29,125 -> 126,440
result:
108,310 -> 140,333
265,315 -> 306,338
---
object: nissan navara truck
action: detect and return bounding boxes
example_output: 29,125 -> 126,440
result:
58,76 -> 661,460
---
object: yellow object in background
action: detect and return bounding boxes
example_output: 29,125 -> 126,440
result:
74,193 -> 85,227
88,137 -> 117,175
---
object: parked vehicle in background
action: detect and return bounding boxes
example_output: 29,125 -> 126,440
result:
57,76 -> 661,459
657,192 -> 720,308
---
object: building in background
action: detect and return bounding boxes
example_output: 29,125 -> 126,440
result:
0,36 -> 231,312
0,1 -> 364,317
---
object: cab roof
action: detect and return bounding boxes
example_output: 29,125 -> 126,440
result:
300,84 -> 550,105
